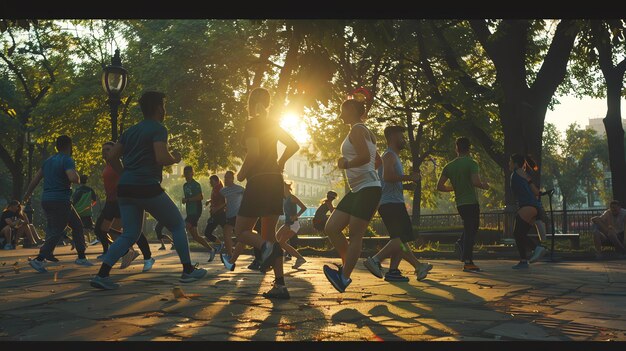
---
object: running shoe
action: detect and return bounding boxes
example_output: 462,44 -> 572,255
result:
89,239 -> 100,246
158,246 -> 166,251
90,275 -> 120,290
259,242 -> 283,273
528,246 -> 547,263
120,249 -> 139,269
207,247 -> 216,262
323,264 -> 351,293
29,259 -> 47,273
170,244 -> 176,250
463,262 -> 481,272
75,258 -> 94,266
44,255 -> 59,262
512,261 -> 529,269
96,254 -> 104,260
454,241 -> 464,262
384,269 -> 410,282
262,283 -> 290,299
221,253 -> 236,271
284,253 -> 292,261
215,243 -> 224,254
142,257 -> 156,272
415,263 -> 433,281
247,259 -> 260,271
363,256 -> 384,278
179,267 -> 208,283
3,244 -> 12,250
292,257 -> 306,269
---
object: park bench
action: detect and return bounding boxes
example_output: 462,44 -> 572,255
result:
526,232 -> 580,249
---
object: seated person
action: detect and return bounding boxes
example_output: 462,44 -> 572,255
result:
1,201 -> 25,249
591,200 -> 626,259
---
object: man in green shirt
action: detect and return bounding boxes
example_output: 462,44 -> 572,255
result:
437,137 -> 489,272
182,166 -> 216,262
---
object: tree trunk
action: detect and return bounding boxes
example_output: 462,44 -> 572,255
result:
412,176 -> 422,226
603,74 -> 626,206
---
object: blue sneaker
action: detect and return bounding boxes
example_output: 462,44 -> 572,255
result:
208,248 -> 216,263
215,243 -> 224,254
512,261 -> 529,269
142,257 -> 156,272
259,242 -> 283,273
384,269 -> 410,282
29,259 -> 47,273
90,275 -> 120,290
323,264 -> 351,293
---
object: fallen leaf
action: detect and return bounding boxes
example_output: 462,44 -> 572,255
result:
336,296 -> 343,303
13,267 -> 20,274
160,298 -> 168,301
13,262 -> 18,266
172,287 -> 186,298
50,290 -> 55,293
1,262 -> 5,266
53,272 -> 58,282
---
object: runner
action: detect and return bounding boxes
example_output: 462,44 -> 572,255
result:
154,221 -> 175,250
218,171 -> 244,260
182,166 -> 216,262
222,87 -> 299,299
323,88 -> 383,293
24,135 -> 93,272
436,137 -> 489,272
202,174 -> 227,256
509,154 -> 548,269
93,141 -> 155,271
312,191 -> 337,233
277,181 -> 308,269
362,126 -> 433,282
90,91 -> 206,290
71,174 -> 97,243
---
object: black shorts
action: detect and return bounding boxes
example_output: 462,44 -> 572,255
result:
101,201 -> 121,221
238,173 -> 284,218
378,202 -> 415,243
185,214 -> 201,227
226,216 -> 236,226
601,231 -> 625,247
209,210 -> 227,226
335,186 -> 382,222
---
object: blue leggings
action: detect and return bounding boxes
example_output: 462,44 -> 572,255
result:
103,192 -> 191,267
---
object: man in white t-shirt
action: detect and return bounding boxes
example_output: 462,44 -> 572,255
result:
591,200 -> 626,259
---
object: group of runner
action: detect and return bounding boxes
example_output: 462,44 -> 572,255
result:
20,86 -> 552,299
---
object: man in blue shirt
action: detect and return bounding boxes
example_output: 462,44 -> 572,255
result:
24,135 -> 93,272
90,91 -> 207,290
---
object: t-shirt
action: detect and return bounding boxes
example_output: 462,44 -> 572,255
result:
242,117 -> 280,177
183,179 -> 203,217
118,119 -> 168,186
314,202 -> 331,221
379,148 -> 405,205
210,182 -> 226,212
72,185 -> 97,217
510,169 -> 542,208
41,152 -> 76,202
441,156 -> 479,207
283,195 -> 298,225
1,210 -> 19,229
220,184 -> 245,218
102,163 -> 120,201
600,208 -> 626,232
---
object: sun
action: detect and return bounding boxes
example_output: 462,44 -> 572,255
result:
280,112 -> 310,144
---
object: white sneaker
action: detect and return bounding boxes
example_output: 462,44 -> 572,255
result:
529,246 -> 547,263
415,263 -> 433,281
89,239 -> 100,246
292,257 -> 307,269
363,257 -> 384,278
142,257 -> 155,272
75,258 -> 94,266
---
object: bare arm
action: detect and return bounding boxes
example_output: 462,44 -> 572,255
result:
327,200 -> 335,212
293,195 -> 307,218
592,212 -> 610,232
382,153 -> 419,183
471,173 -> 489,190
23,169 -> 44,202
153,141 -> 181,166
437,173 -> 453,192
106,142 -> 125,174
277,127 -> 300,171
375,152 -> 382,170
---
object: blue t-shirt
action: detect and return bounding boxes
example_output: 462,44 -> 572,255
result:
283,195 -> 298,225
41,153 -> 76,202
378,148 -> 405,205
510,168 -> 542,208
118,119 -> 168,185
220,184 -> 245,219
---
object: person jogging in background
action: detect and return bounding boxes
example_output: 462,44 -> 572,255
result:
313,191 -> 337,233
509,154 -> 548,269
72,174 -> 97,243
218,171 -> 245,260
203,174 -> 227,256
90,91 -> 206,290
437,137 -> 489,272
323,88 -> 382,293
154,221 -> 175,250
182,166 -> 216,262
276,181 -> 308,269
363,126 -> 433,282
24,135 -> 93,272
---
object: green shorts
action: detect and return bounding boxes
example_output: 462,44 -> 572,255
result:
335,186 -> 382,221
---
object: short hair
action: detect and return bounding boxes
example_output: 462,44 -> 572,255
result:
138,91 -> 166,118
327,191 -> 337,199
610,200 -> 621,207
80,174 -> 88,184
209,175 -> 219,182
102,141 -> 115,147
225,171 -> 234,177
384,126 -> 406,141
456,137 -> 470,153
56,135 -> 72,151
183,166 -> 193,173
341,99 -> 366,120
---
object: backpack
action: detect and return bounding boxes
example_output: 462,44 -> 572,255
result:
73,187 -> 94,217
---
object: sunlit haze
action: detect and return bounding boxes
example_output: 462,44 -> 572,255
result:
280,112 -> 310,144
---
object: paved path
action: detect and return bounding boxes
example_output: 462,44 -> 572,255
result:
0,246 -> 625,341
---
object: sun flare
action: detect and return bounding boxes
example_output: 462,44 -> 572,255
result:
280,113 -> 310,144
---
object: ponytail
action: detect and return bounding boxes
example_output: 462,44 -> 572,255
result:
511,153 -> 539,172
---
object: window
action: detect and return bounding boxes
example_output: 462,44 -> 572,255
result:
296,162 -> 300,177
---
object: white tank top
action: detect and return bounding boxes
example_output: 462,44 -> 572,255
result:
341,123 -> 381,192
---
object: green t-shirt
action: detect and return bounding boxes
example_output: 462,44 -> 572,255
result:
183,179 -> 203,216
441,156 -> 480,207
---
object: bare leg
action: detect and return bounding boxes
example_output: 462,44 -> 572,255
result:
188,223 -> 213,250
230,216 -> 262,264
276,225 -> 304,260
593,227 -> 606,253
341,216 -> 370,279
223,224 -> 235,256
324,210 -> 351,265
261,216 -> 283,280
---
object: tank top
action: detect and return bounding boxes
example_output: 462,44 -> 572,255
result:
283,195 -> 298,225
378,148 -> 405,204
340,123 -> 381,192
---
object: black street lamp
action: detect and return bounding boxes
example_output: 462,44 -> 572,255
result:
24,129 -> 35,223
102,49 -> 128,141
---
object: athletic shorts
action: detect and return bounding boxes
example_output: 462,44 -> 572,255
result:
101,201 -> 121,221
335,186 -> 382,222
80,216 -> 93,229
226,216 -> 236,226
378,202 -> 415,243
601,231 -> 625,247
185,214 -> 201,227
238,173 -> 284,218
209,210 -> 227,226
285,221 -> 301,234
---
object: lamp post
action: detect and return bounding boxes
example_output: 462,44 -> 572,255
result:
24,129 -> 35,223
102,49 -> 128,141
